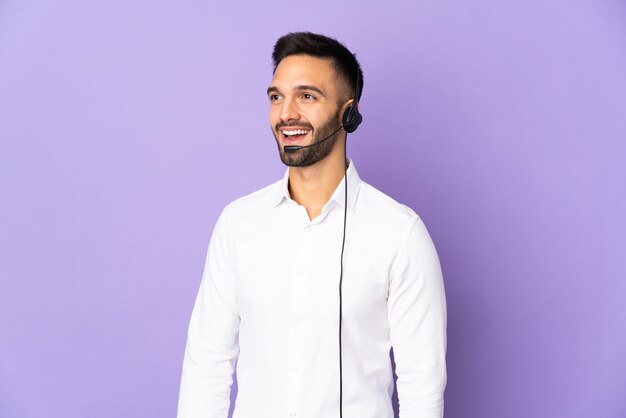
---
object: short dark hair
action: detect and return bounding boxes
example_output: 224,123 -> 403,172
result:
271,32 -> 364,103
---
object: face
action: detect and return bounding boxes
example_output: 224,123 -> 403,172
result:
268,55 -> 347,167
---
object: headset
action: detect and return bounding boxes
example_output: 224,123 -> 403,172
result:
283,71 -> 362,153
337,67 -> 361,418
341,78 -> 363,133
283,64 -> 362,418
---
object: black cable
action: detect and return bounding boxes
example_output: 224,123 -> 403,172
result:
339,63 -> 361,418
339,139 -> 348,418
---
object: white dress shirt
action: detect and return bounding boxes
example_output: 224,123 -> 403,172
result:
177,160 -> 447,418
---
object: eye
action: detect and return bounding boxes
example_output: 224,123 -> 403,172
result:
269,93 -> 282,102
302,93 -> 316,100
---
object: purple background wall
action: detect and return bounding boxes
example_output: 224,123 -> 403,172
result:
1,1 -> 625,417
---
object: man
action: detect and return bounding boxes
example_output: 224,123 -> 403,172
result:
177,32 -> 447,418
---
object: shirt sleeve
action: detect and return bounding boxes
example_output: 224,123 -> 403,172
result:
387,217 -> 447,418
177,209 -> 240,418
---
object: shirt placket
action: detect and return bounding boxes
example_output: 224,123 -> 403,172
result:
287,216 -> 314,418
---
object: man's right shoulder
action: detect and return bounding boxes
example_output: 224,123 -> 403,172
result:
220,178 -> 283,219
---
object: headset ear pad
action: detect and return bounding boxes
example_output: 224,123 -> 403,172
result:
342,103 -> 362,133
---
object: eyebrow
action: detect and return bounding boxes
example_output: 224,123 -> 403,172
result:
266,85 -> 326,97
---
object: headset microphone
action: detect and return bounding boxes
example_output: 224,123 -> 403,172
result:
283,98 -> 362,153
283,125 -> 343,153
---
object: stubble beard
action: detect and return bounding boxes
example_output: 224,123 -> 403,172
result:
273,111 -> 342,167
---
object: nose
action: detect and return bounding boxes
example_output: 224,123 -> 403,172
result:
280,96 -> 300,122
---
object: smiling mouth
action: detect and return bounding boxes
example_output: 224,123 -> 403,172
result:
281,129 -> 311,142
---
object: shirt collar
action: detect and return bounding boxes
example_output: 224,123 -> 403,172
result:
271,159 -> 362,214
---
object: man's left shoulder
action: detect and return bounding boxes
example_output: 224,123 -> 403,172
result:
356,181 -> 421,230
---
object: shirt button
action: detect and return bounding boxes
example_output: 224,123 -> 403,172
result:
295,316 -> 302,322
289,413 -> 296,417
304,226 -> 312,233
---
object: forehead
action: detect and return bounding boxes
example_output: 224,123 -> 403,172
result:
271,55 -> 339,94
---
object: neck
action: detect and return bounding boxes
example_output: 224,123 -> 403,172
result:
288,140 -> 346,220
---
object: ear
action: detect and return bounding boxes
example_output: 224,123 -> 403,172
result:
338,99 -> 354,119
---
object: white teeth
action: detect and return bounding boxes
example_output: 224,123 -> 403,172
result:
283,129 -> 310,136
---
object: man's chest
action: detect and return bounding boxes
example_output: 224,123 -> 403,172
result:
230,210 -> 397,323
